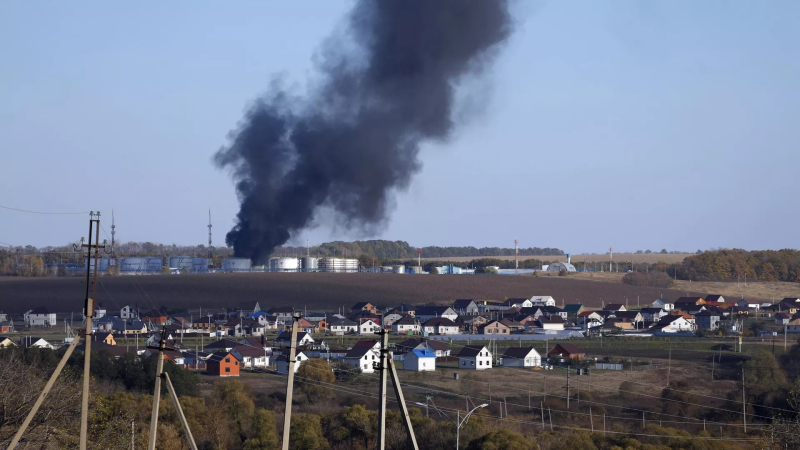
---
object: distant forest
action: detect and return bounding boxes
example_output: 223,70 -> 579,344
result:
671,249 -> 800,283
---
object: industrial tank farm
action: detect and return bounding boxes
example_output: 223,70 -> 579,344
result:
269,257 -> 300,272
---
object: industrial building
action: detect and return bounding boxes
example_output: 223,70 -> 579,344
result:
318,257 -> 358,272
118,257 -> 163,273
222,258 -> 252,272
269,257 -> 300,272
546,262 -> 577,272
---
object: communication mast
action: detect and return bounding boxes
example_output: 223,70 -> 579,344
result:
207,209 -> 213,260
515,239 -> 518,274
609,246 -> 613,272
110,209 -> 117,265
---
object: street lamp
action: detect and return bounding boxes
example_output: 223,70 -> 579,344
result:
457,403 -> 488,449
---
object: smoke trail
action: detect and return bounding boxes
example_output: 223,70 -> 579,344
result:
215,0 -> 512,264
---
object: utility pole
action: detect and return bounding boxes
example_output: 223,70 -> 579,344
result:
147,332 -> 167,450
377,328 -> 388,450
282,313 -> 300,450
667,347 -> 672,387
566,367 -> 570,409
742,369 -> 747,434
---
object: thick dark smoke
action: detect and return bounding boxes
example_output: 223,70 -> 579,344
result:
215,0 -> 512,264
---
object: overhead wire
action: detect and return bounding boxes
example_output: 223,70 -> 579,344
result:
0,204 -> 90,215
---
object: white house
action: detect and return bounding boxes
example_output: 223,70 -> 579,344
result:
276,331 -> 315,347
403,349 -> 436,372
382,313 -> 405,327
529,296 -> 556,307
343,347 -> 379,373
788,317 -> 800,333
457,345 -> 492,370
120,305 -> 139,320
20,337 -> 55,349
652,316 -> 694,333
501,298 -> 533,309
536,316 -> 565,331
234,345 -> 270,368
640,308 -> 668,322
737,299 -> 759,311
358,319 -> 381,335
276,352 -> 308,374
652,300 -> 674,311
392,316 -> 421,334
422,317 -> 459,335
578,311 -> 604,330
414,306 -> 458,322
501,347 -> 541,368
24,308 -> 57,327
330,318 -> 358,335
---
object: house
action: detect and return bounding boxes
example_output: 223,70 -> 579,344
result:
395,339 -> 451,357
453,299 -> 479,315
499,318 -> 525,332
695,311 -> 721,331
652,299 -> 674,311
296,318 -> 317,334
192,316 -> 217,332
203,338 -> 241,353
604,304 -> 627,312
93,305 -> 107,319
639,308 -> 668,322
578,311 -> 604,330
351,302 -> 377,315
182,351 -> 212,370
0,336 -> 18,348
546,343 -> 584,360
392,316 -> 421,334
501,347 -> 541,368
457,345 -> 492,370
20,337 -> 55,349
414,306 -> 458,322
239,336 -> 271,351
775,313 -> 791,325
479,320 -> 510,335
535,316 -> 565,331
140,309 -> 169,325
276,331 -> 315,347
112,320 -> 148,335
272,306 -> 296,321
675,297 -> 706,311
343,347 -> 379,373
24,307 -> 57,327
276,352 -> 309,374
529,296 -> 556,307
358,319 -> 381,335
403,349 -> 436,372
330,318 -> 358,335
120,305 -> 139,320
207,351 -> 241,377
705,295 -> 726,303
501,298 -> 533,309
736,299 -> 760,311
651,315 -> 694,333
93,332 -> 116,346
563,304 -> 585,317
234,345 -> 270,368
0,322 -> 12,333
382,313 -> 405,327
391,304 -> 417,316
611,311 -> 643,325
352,340 -> 380,350
422,317 -> 460,335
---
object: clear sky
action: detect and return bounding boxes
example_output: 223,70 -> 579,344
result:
2,1 -> 798,254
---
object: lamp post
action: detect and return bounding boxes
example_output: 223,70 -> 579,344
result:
456,403 -> 488,449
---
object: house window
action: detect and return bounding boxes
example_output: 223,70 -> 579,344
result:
225,358 -> 230,363
225,367 -> 230,373
479,361 -> 482,366
462,361 -> 466,366
471,361 -> 475,366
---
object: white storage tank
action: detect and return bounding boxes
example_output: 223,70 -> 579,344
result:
269,257 -> 300,272
318,257 -> 359,272
168,256 -> 193,271
222,258 -> 252,271
392,265 -> 406,274
119,257 -> 162,273
301,257 -> 318,271
191,257 -> 211,272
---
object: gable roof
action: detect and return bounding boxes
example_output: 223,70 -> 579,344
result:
344,347 -> 374,359
352,340 -> 379,349
330,318 -> 358,327
207,351 -> 240,363
537,315 -> 564,324
578,310 -> 600,317
453,299 -> 476,308
563,304 -> 584,313
548,343 -> 583,356
675,297 -> 705,305
424,317 -> 457,327
394,316 -> 418,326
502,347 -> 539,359
613,311 -> 641,320
705,295 -> 725,302
604,304 -> 624,311
30,307 -> 51,315
414,306 -> 454,316
204,339 -> 240,349
276,331 -> 310,342
396,339 -> 450,352
351,302 -> 373,310
410,349 -> 436,358
457,345 -> 487,357
235,345 -> 268,357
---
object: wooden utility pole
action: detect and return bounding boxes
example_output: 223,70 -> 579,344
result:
80,212 -> 104,450
147,332 -> 167,450
540,401 -> 544,429
589,407 -> 593,432
566,368 -> 570,409
282,314 -> 300,450
387,358 -> 419,450
742,369 -> 747,433
667,347 -> 672,386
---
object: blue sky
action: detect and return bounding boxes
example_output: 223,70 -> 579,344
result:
1,1 -> 798,254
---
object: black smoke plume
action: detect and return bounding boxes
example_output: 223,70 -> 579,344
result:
215,0 -> 512,264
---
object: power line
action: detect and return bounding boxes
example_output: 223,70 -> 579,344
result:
0,204 -> 90,215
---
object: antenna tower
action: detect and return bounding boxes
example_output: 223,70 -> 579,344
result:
110,209 -> 117,263
515,238 -> 518,273
207,209 -> 213,259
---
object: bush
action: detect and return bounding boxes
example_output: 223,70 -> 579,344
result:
558,269 -> 567,277
621,271 -> 673,288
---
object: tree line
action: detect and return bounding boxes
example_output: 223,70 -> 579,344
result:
668,249 -> 800,282
275,240 -> 564,260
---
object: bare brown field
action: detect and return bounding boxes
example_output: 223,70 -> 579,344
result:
422,253 -> 691,264
0,272 -> 707,314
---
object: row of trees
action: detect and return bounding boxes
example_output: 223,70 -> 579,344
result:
669,249 -> 800,282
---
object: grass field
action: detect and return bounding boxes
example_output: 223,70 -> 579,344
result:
422,253 -> 692,264
0,272 -> 709,314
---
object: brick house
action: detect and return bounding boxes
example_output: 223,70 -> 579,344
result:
207,351 -> 241,377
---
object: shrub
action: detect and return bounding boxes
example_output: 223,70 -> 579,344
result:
621,271 -> 673,288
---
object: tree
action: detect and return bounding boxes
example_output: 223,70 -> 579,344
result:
296,358 -> 335,402
429,266 -> 439,274
660,249 -> 668,254
466,430 -> 536,450
474,267 -> 497,275
344,404 -> 376,449
290,414 -> 329,450
645,249 -> 652,254
243,408 -> 279,449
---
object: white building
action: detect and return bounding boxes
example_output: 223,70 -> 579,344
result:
403,349 -> 436,372
358,319 -> 380,335
119,305 -> 139,320
20,337 -> 55,349
276,352 -> 308,374
652,316 -> 694,333
501,347 -> 541,368
24,308 -> 57,327
529,296 -> 556,307
414,306 -> 458,323
457,345 -> 492,370
343,347 -> 379,374
330,318 -> 358,335
652,300 -> 674,311
234,346 -> 270,368
392,316 -> 421,334
422,317 -> 459,335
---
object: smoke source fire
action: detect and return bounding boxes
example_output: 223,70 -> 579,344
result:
215,0 -> 513,264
